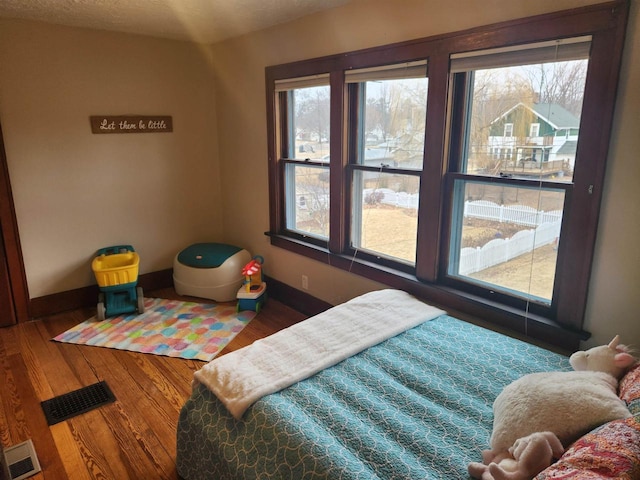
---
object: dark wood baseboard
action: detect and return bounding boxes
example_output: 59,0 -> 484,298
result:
29,269 -> 174,319
28,270 -> 330,320
263,275 -> 332,317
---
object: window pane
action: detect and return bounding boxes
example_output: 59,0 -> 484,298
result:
361,77 -> 428,169
463,59 -> 587,183
448,180 -> 564,303
351,170 -> 419,264
291,86 -> 330,162
285,163 -> 330,239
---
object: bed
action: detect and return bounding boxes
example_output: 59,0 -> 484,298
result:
176,289 -> 640,479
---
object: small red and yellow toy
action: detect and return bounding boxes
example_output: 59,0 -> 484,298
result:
237,255 -> 267,312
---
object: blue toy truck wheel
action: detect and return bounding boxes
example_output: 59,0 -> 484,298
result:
137,287 -> 145,313
97,300 -> 106,321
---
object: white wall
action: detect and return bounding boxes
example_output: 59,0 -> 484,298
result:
585,0 -> 640,349
0,20 -> 222,297
211,0 -> 640,349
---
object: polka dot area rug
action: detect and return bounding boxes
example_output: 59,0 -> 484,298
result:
52,298 -> 256,361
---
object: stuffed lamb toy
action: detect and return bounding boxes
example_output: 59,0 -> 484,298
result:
468,431 -> 564,480
469,336 -> 636,479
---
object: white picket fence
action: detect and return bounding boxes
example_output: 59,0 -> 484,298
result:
369,188 -> 562,227
302,188 -> 561,274
364,188 -> 562,274
457,221 -> 560,275
462,200 -> 562,227
368,188 -> 419,209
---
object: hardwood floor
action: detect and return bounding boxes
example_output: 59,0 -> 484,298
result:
0,288 -> 307,479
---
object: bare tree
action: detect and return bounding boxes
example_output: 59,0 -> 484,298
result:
523,60 -> 587,116
295,86 -> 330,145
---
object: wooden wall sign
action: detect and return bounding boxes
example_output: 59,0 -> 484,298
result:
90,115 -> 173,134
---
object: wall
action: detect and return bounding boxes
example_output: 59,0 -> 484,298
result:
211,0 -> 640,348
0,20 -> 222,298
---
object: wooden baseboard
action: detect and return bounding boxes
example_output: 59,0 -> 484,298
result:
29,269 -> 174,319
28,270 -> 330,320
263,275 -> 331,317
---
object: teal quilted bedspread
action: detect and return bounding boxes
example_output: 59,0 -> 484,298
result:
176,315 -> 570,479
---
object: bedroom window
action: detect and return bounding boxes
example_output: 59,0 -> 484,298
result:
445,37 -> 590,308
275,76 -> 331,241
266,2 -> 628,349
346,62 -> 428,265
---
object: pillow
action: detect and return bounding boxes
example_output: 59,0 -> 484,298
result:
490,371 -> 632,452
619,363 -> 640,414
535,416 -> 640,479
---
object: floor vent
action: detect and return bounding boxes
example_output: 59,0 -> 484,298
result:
41,381 -> 116,425
1,439 -> 41,480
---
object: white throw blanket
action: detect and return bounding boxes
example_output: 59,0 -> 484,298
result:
194,289 -> 446,419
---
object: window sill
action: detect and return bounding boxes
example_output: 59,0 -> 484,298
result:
267,232 -> 589,352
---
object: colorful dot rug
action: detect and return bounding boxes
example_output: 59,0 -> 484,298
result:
52,298 -> 257,361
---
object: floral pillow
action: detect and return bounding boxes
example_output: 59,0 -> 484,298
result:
536,364 -> 640,479
535,416 -> 640,479
619,363 -> 640,414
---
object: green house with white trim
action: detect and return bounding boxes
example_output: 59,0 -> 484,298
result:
488,102 -> 580,170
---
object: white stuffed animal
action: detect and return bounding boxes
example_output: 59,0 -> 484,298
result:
469,336 -> 636,479
569,335 -> 635,378
468,431 -> 564,480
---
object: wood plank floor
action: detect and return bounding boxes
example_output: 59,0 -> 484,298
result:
0,288 -> 307,479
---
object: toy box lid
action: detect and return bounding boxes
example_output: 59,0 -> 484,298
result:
177,243 -> 243,268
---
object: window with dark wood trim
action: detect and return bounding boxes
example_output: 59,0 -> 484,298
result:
265,1 -> 629,351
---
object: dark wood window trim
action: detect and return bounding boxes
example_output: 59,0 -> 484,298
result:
265,1 -> 629,351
